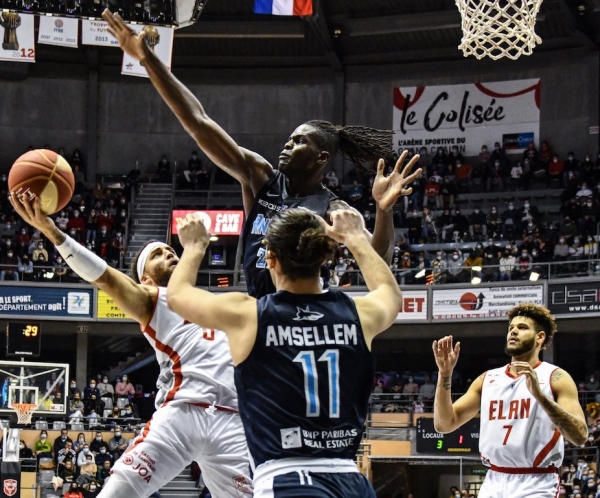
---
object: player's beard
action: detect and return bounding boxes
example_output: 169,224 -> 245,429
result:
504,336 -> 536,357
151,265 -> 174,287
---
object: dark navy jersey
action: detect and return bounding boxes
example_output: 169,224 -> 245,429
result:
241,171 -> 337,299
234,289 -> 375,467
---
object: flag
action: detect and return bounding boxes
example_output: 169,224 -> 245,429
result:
38,16 -> 79,48
254,0 -> 313,16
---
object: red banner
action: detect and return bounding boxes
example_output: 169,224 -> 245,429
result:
171,210 -> 244,236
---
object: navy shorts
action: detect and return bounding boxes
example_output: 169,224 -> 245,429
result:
265,470 -> 375,498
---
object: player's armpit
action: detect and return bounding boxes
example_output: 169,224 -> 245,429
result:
92,267 -> 156,326
166,289 -> 258,365
544,368 -> 588,446
353,292 -> 399,349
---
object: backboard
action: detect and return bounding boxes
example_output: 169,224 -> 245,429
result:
0,360 -> 70,416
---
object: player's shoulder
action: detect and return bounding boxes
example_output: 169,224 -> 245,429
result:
549,366 -> 575,385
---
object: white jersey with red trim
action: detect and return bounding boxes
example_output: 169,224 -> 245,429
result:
479,361 -> 564,469
142,287 -> 237,410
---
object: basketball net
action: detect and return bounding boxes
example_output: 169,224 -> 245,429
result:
455,0 -> 543,60
13,403 -> 37,425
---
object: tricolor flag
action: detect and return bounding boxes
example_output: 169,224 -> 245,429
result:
254,0 -> 313,16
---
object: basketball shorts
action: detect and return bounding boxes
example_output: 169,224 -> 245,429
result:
253,458 -> 375,498
98,402 -> 252,498
478,469 -> 560,498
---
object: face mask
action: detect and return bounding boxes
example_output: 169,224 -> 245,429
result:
115,432 -> 121,437
100,230 -> 107,235
125,410 -> 132,415
588,203 -> 593,207
100,448 -> 106,453
508,206 -> 513,210
532,251 -> 537,257
38,244 -> 43,249
122,377 -> 128,382
553,158 -> 558,163
19,444 -> 24,449
74,212 -> 79,217
491,209 -> 496,214
436,256 -> 442,260
408,378 -> 414,382
78,438 -> 84,443
524,203 -> 530,209
90,486 -> 97,491
453,255 -> 459,260
476,244 -> 482,249
103,378 -> 108,383
90,383 -> 96,388
83,448 -> 89,454
61,436 -> 67,440
41,435 -> 47,439
560,239 -> 565,244
7,253 -> 13,258
96,436 -> 102,441
487,254 -> 492,259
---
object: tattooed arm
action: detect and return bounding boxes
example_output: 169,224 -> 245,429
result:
432,336 -> 483,433
542,369 -> 588,445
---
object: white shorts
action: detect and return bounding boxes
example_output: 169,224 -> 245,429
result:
479,469 -> 560,498
98,402 -> 252,498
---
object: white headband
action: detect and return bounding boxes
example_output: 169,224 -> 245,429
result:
137,242 -> 169,282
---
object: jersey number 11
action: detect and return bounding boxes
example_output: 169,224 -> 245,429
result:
293,349 -> 340,418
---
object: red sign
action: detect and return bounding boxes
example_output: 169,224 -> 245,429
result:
3,479 -> 17,497
172,210 -> 244,236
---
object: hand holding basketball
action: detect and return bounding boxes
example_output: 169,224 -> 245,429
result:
9,149 -> 74,215
10,194 -> 57,238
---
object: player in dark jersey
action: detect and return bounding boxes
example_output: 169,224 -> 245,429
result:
103,9 -> 422,298
167,208 -> 402,497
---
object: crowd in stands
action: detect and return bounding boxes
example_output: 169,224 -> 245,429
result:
0,146 -> 131,282
321,140 -> 600,286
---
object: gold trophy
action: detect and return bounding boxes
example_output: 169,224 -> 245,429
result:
0,13 -> 21,51
140,26 -> 160,67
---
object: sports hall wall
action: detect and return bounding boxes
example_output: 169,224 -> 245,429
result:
0,49 -> 596,174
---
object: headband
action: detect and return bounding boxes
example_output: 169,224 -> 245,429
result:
137,242 -> 169,282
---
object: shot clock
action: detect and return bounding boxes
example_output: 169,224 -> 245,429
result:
6,322 -> 41,357
416,417 -> 479,454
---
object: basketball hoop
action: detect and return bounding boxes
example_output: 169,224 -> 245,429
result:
455,0 -> 543,60
12,403 -> 37,425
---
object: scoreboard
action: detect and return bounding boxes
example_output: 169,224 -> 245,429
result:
6,322 -> 41,357
416,417 -> 479,454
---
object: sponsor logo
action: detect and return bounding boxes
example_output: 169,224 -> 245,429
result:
122,454 -> 134,465
265,191 -> 279,198
280,427 -> 302,449
54,19 -> 64,28
459,292 -> 485,311
3,479 -> 17,497
502,132 -> 534,150
67,292 -> 90,314
293,306 -> 324,321
232,475 -> 252,497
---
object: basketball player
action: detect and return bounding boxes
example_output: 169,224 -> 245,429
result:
166,208 -> 402,497
102,9 -> 422,298
432,303 -> 587,498
9,195 -> 251,498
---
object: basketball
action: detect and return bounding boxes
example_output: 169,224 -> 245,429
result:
8,149 -> 75,215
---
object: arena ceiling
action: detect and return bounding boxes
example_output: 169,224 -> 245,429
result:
33,0 -> 600,69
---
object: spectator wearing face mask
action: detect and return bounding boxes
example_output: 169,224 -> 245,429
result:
468,207 -> 487,241
85,209 -> 97,245
32,240 -> 49,262
94,445 -> 112,468
482,250 -> 499,282
554,237 -> 570,274
498,250 -> 516,281
73,433 -> 87,453
115,375 -> 135,399
120,403 -> 136,418
447,251 -> 466,283
97,376 -> 114,406
585,375 -> 599,392
502,203 -> 519,239
108,427 -> 128,460
0,249 -> 19,281
439,208 -> 455,242
90,432 -> 108,454
454,159 -> 473,193
59,459 -> 76,485
67,211 -> 85,242
19,440 -> 33,459
96,459 -> 112,487
558,216 -> 579,246
64,482 -> 84,498
77,443 -> 95,468
34,430 -> 52,459
580,198 -> 598,234
77,456 -> 98,489
55,211 -> 69,232
485,159 -> 504,191
547,154 -> 564,187
54,255 -> 68,282
54,429 -> 73,455
83,379 -> 101,401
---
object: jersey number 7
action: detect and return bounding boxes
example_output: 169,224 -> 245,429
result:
294,349 -> 340,418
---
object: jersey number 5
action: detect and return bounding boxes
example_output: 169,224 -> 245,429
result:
293,349 -> 340,418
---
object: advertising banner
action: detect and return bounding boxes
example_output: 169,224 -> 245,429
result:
0,285 -> 93,319
0,13 -> 35,63
96,290 -> 132,321
347,290 -> 428,322
81,20 -> 120,47
38,16 -> 78,48
547,281 -> 600,316
393,79 -> 540,157
432,285 -> 543,320
172,210 -> 245,236
121,24 -> 174,78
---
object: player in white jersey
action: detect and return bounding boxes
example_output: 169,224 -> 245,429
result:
432,302 -> 587,498
10,195 -> 252,498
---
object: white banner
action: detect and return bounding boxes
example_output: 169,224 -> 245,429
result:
0,13 -> 35,63
121,25 -> 174,78
81,20 -> 120,47
347,290 -> 428,322
393,79 -> 541,157
431,285 -> 544,320
38,16 -> 78,48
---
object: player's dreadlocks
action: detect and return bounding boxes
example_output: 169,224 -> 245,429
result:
304,120 -> 393,171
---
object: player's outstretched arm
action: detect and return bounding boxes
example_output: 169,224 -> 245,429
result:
432,336 -> 482,433
166,213 -> 257,365
101,9 -> 273,194
10,195 -> 156,326
320,210 -> 401,347
514,363 -> 588,446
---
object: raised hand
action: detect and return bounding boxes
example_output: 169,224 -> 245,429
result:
9,194 -> 56,235
318,209 -> 366,245
102,9 -> 151,61
178,213 -> 211,250
372,151 -> 423,212
432,335 -> 460,376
